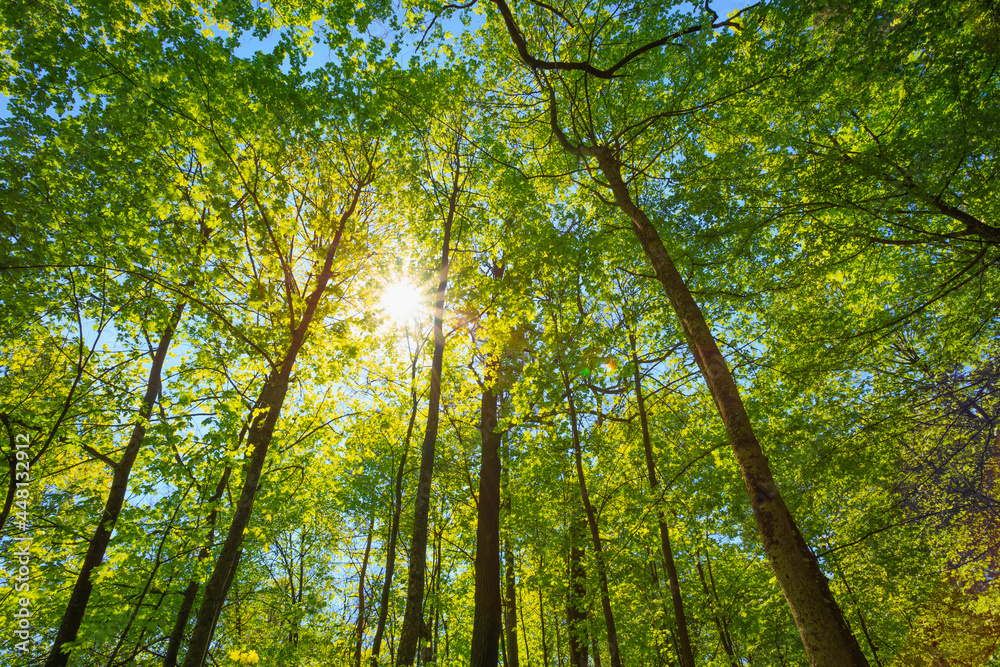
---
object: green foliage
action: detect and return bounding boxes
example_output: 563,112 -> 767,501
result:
1,0 -> 997,665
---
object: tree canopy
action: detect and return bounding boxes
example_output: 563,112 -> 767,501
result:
2,0 -> 999,665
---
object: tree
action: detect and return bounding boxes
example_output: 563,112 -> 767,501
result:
395,121 -> 464,667
180,128 -> 380,667
476,0 -> 869,662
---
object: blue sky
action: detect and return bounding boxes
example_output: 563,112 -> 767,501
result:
228,0 -> 753,72
1,0 -> 754,117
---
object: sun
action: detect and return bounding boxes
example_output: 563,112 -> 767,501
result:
380,280 -> 424,325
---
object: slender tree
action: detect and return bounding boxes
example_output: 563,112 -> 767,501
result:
395,140 -> 462,665
370,338 -> 423,665
181,141 -> 378,667
566,512 -> 589,667
470,352 -> 504,666
560,363 -> 623,667
45,296 -> 191,667
628,331 -> 695,667
354,514 -> 376,667
503,458 -> 520,667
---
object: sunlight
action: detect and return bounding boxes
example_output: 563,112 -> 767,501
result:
380,280 -> 424,325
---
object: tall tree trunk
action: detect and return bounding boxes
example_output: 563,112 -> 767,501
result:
696,553 -> 738,667
181,178 -> 366,667
180,344 -> 300,667
470,373 -> 504,666
396,168 -> 459,666
538,555 -> 550,667
566,514 -> 589,667
354,515 -> 376,667
629,333 -> 695,667
164,465 -> 233,667
596,152 -> 866,667
503,450 -> 520,667
370,368 -> 420,665
554,605 -> 565,667
519,583 -> 531,666
538,82 -> 868,666
562,368 -> 624,667
45,298 -> 188,667
591,633 -> 604,667
828,552 -> 883,667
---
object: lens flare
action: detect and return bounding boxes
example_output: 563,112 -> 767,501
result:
380,281 -> 423,324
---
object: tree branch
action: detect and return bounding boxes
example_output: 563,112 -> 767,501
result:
489,0 -> 753,79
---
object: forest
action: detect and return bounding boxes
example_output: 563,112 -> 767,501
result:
1,0 -> 998,665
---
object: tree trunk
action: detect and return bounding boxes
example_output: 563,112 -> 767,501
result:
164,465 -> 233,667
179,352 -> 299,667
470,377 -> 504,667
534,75 -> 867,665
396,171 -> 458,666
562,368 -> 624,667
591,633 -> 604,667
696,552 -> 738,667
355,515 -> 376,667
629,333 -> 695,667
503,469 -> 520,667
45,298 -> 188,667
594,154 -> 868,667
519,583 -> 531,666
566,514 -> 589,667
539,556 -> 550,667
181,179 -> 365,667
828,551 -> 883,667
370,372 -> 420,665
